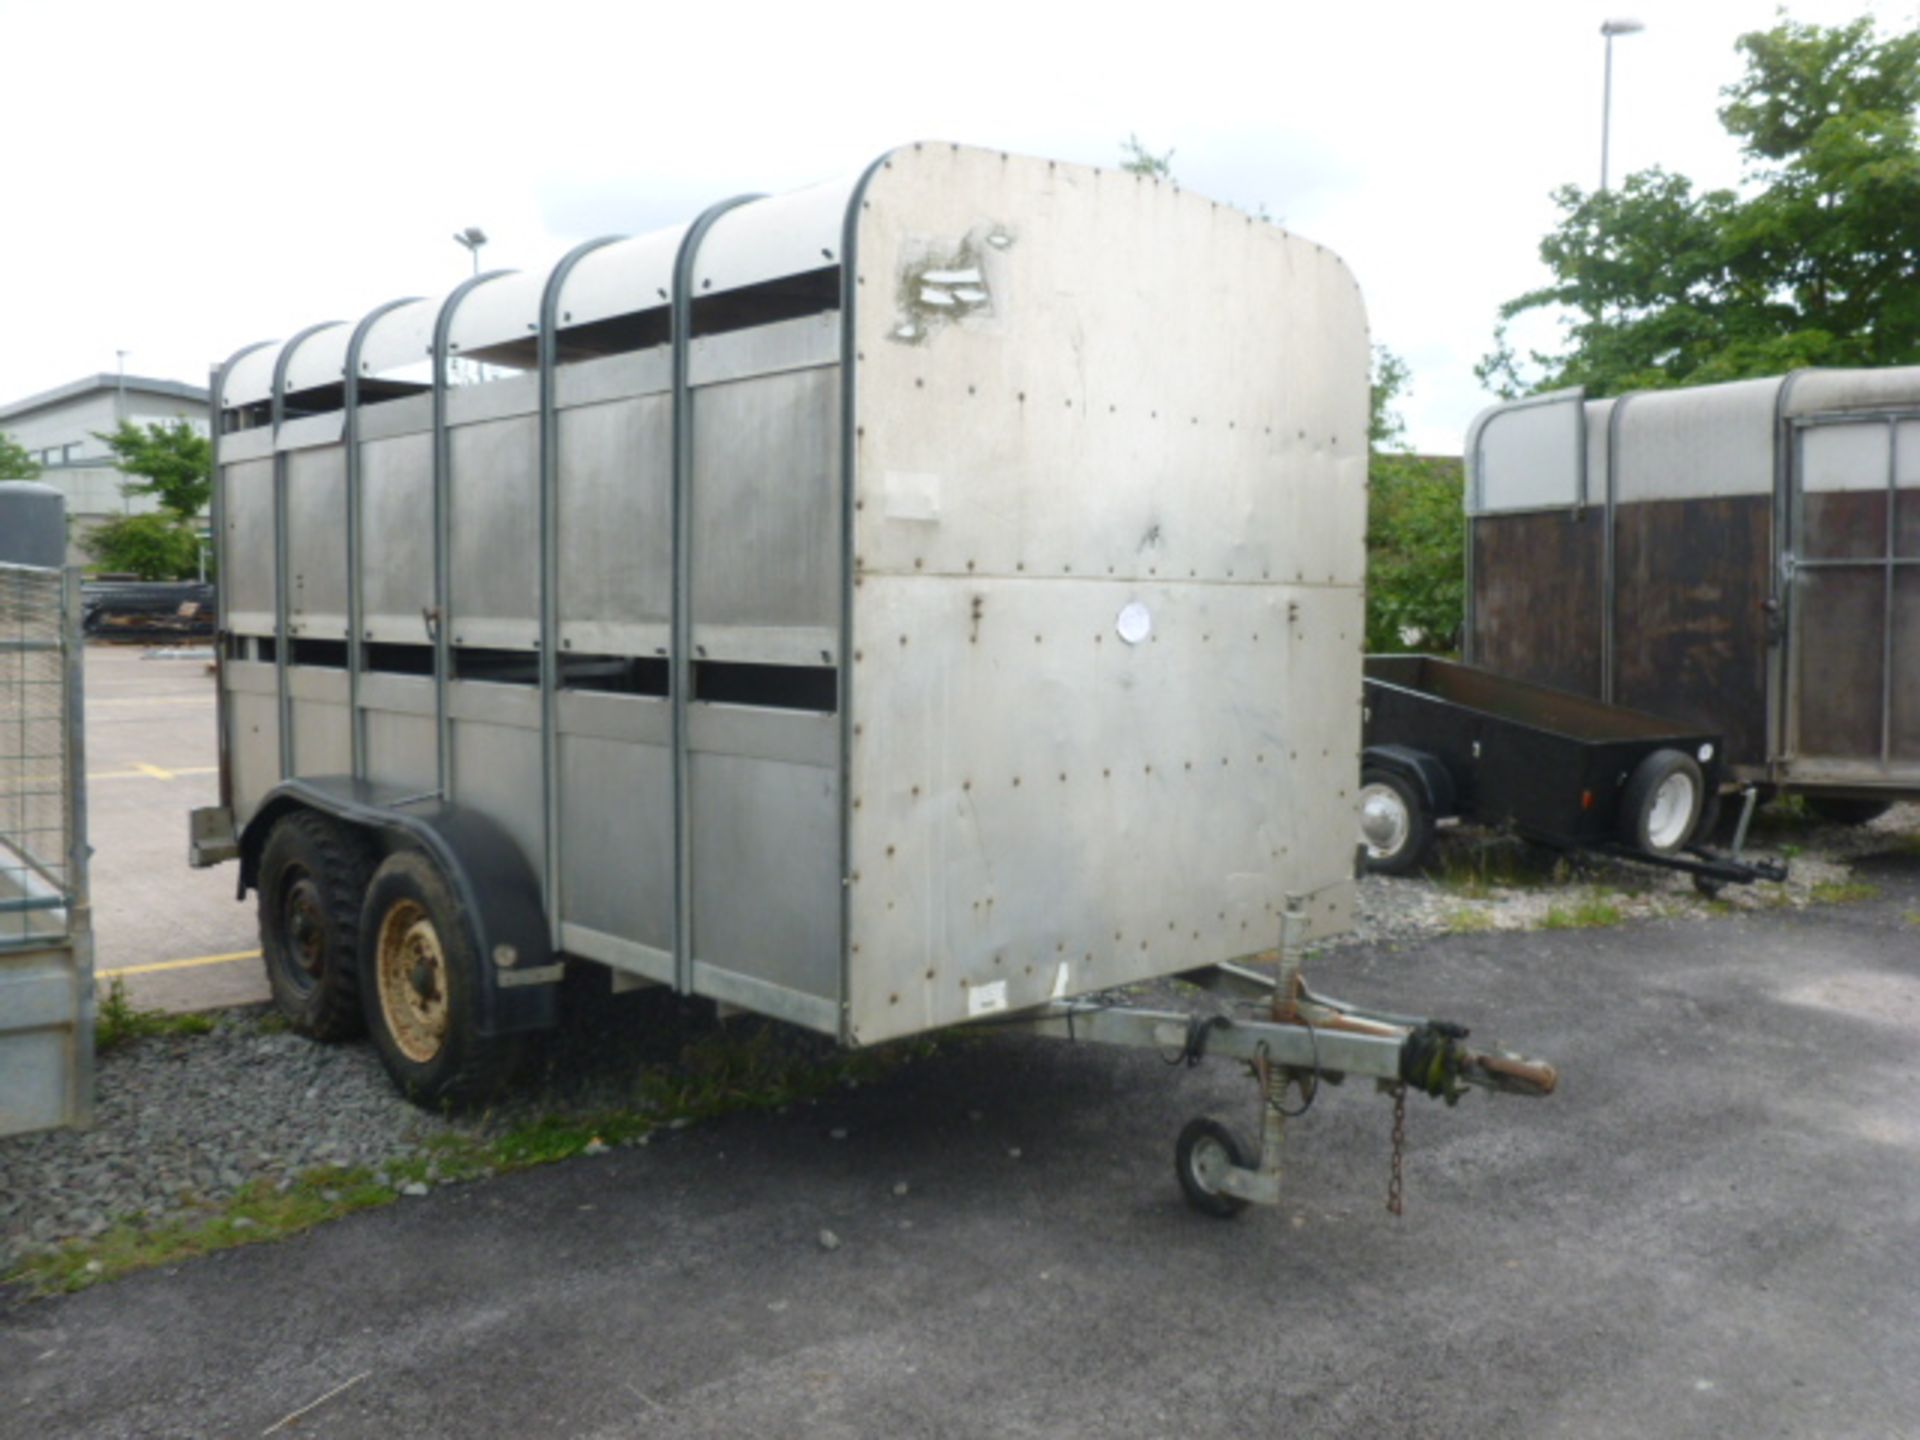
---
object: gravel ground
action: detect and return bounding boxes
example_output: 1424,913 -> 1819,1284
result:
4,799 -> 1915,1276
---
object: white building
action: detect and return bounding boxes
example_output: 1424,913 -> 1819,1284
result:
0,373 -> 211,565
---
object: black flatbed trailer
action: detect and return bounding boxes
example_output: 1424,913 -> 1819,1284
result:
1359,656 -> 1785,890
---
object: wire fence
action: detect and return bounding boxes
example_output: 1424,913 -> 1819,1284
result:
0,562 -> 75,947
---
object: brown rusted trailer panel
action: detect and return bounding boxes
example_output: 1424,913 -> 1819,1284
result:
1464,368 -> 1920,802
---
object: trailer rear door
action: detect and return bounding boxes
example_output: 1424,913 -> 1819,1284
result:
1786,413 -> 1920,772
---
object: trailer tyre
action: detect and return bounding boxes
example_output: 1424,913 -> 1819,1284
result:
257,810 -> 375,1041
1358,768 -> 1432,875
1175,1117 -> 1252,1219
1618,749 -> 1705,855
1805,796 -> 1893,827
359,849 -> 520,1107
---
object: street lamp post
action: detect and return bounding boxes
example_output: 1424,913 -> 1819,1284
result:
453,226 -> 488,275
1600,18 -> 1646,192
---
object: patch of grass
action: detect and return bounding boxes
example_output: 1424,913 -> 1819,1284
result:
10,1022 -> 937,1298
1541,895 -> 1624,930
253,1010 -> 293,1035
1442,907 -> 1496,934
1704,899 -> 1737,918
95,978 -> 216,1053
1434,841 -> 1560,899
1810,880 -> 1877,905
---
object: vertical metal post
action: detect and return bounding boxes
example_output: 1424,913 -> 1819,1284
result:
343,298 -> 419,784
538,238 -> 621,949
1601,394 -> 1635,706
1600,31 -> 1616,193
269,323 -> 343,781
429,272 -> 510,802
1882,418 -> 1897,763
669,196 -> 760,996
61,566 -> 94,1127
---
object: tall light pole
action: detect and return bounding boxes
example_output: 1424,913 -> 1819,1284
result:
453,226 -> 488,275
1600,18 -> 1646,192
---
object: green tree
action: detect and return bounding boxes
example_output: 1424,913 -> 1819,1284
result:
92,418 -> 213,518
1119,133 -> 1175,180
0,431 -> 39,481
1481,14 -> 1920,398
82,513 -> 202,580
1366,349 -> 1464,652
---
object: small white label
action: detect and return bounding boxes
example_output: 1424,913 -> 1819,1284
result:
1697,743 -> 1715,763
884,470 -> 943,523
1116,602 -> 1152,645
967,979 -> 1009,1017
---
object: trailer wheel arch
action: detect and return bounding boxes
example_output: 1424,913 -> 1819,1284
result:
238,779 -> 561,1040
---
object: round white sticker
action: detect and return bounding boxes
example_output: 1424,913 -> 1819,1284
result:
1116,602 -> 1152,645
1697,743 -> 1715,763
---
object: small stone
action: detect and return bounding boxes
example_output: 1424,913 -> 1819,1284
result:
84,1261 -> 102,1275
818,1229 -> 841,1252
892,1182 -> 910,1198
1007,1147 -> 1022,1160
829,1128 -> 849,1141
321,1190 -> 341,1204
583,1138 -> 608,1156
400,1181 -> 429,1198
967,1110 -> 983,1122
230,1217 -> 256,1230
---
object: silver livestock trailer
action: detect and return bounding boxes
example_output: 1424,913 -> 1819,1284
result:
192,143 -> 1551,1214
1466,369 -> 1920,824
0,484 -> 94,1138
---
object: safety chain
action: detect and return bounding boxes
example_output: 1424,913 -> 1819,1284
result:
1386,1083 -> 1407,1217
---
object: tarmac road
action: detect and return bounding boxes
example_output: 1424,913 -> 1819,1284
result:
5,854 -> 1919,1439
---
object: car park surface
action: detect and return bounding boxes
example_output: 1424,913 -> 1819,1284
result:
6,852 -> 1917,1439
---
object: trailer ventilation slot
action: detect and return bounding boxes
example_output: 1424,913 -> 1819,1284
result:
557,306 -> 672,362
363,642 -> 435,676
694,661 -> 837,713
689,267 -> 840,340
561,655 -> 669,696
452,648 -> 540,686
289,638 -> 348,669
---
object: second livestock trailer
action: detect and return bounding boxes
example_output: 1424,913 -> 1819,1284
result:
1466,369 -> 1920,820
190,144 -> 1551,1212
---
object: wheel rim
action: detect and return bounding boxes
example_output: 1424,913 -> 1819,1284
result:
280,873 -> 327,992
1189,1134 -> 1233,1196
1359,783 -> 1411,859
1646,772 -> 1697,850
376,899 -> 449,1065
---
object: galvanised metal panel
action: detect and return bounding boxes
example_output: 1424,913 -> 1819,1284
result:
691,365 -> 841,664
844,145 -> 1367,1046
1466,391 -> 1584,514
690,748 -> 840,1008
1784,365 -> 1920,419
285,446 -> 348,639
224,458 -> 276,634
450,708 -> 543,872
291,693 -> 351,777
228,687 -> 281,822
694,176 -> 858,296
449,415 -> 539,649
1613,378 -> 1780,502
558,394 -> 671,658
362,706 -> 437,791
559,728 -> 673,966
360,432 -> 434,643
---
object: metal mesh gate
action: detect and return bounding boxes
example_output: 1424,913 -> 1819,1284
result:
0,561 -> 92,1135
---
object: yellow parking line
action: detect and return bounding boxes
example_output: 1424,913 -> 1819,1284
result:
98,949 -> 260,979
87,765 -> 218,781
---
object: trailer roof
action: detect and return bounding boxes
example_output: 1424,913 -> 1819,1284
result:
219,171 -> 863,412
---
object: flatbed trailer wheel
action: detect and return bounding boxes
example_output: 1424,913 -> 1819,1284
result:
1175,1117 -> 1252,1218
1618,749 -> 1704,855
359,849 -> 520,1106
1358,768 -> 1432,875
256,810 -> 374,1040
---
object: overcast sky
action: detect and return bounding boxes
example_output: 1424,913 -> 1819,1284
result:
2,0 -> 1911,452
